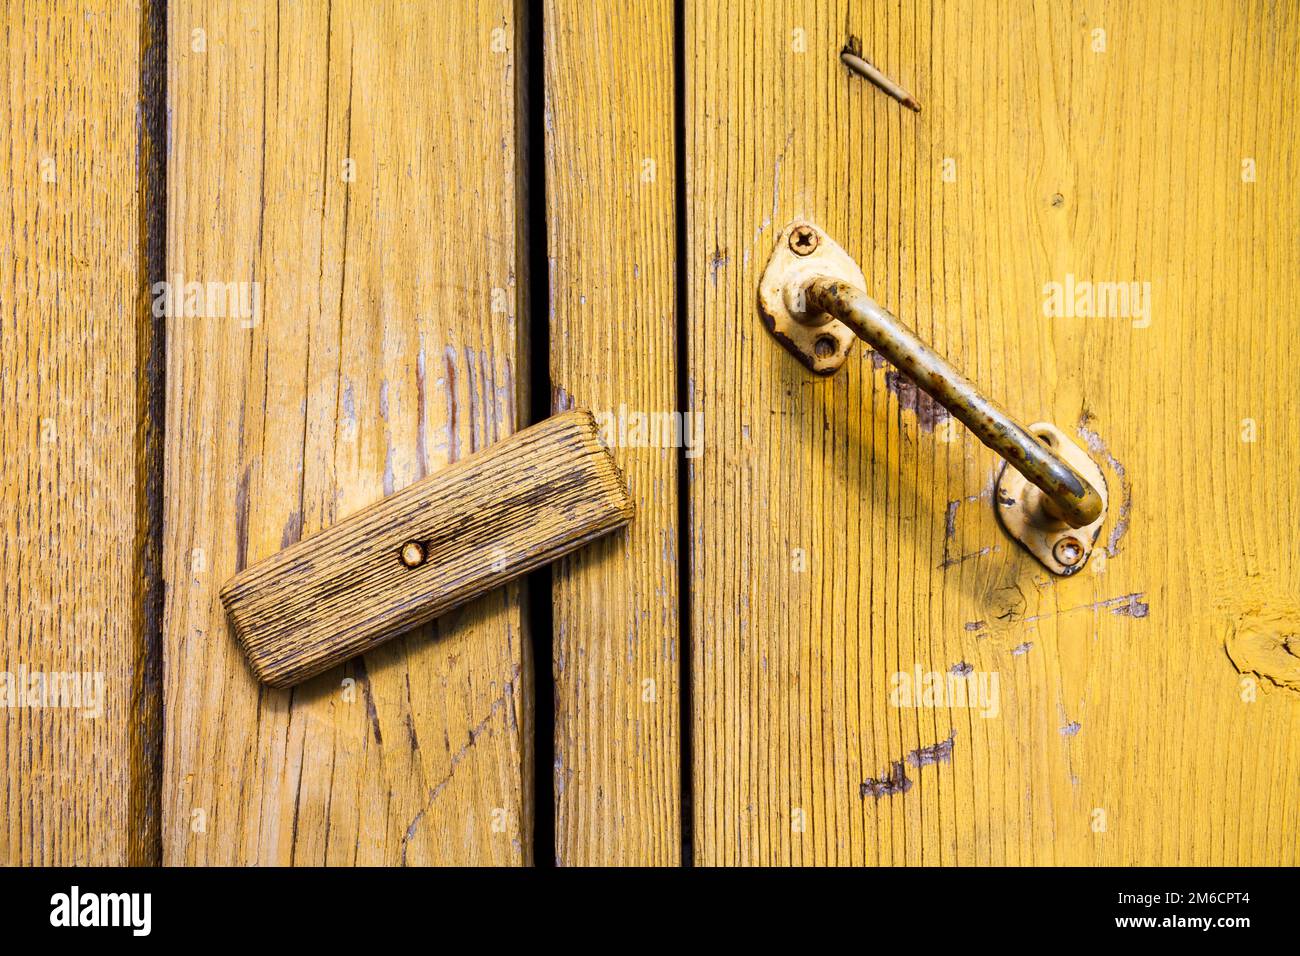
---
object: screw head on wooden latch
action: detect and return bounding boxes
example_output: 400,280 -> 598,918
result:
399,540 -> 427,568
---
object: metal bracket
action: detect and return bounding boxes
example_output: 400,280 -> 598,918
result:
757,222 -> 861,375
758,219 -> 1113,576
995,423 -> 1109,576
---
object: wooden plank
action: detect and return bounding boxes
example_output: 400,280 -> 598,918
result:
225,411 -> 632,688
544,1 -> 682,864
0,0 -> 163,866
163,0 -> 532,865
686,0 -> 1300,864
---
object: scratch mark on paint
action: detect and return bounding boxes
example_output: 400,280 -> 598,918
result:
939,545 -> 993,570
383,439 -> 395,496
234,464 -> 251,572
401,686 -> 513,862
415,344 -> 428,478
443,346 -> 460,463
754,128 -> 795,244
939,490 -> 999,569
972,592 -> 1148,635
1023,592 -> 1149,623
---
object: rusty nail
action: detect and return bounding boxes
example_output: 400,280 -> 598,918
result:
399,540 -> 426,568
789,225 -> 819,256
1052,536 -> 1085,568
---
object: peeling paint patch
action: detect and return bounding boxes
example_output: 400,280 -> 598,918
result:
1011,641 -> 1033,656
866,348 -> 952,432
1110,594 -> 1149,617
950,660 -> 974,676
281,510 -> 302,549
907,729 -> 956,768
860,761 -> 912,799
1077,414 -> 1132,558
552,384 -> 575,412
341,380 -> 356,427
884,369 -> 951,432
709,246 -> 729,284
1060,720 -> 1082,737
860,730 -> 957,799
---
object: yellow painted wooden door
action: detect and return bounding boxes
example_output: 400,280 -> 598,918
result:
4,0 -> 1297,869
685,0 -> 1299,864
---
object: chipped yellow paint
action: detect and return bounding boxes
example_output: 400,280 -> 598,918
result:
687,0 -> 1299,864
163,0 -> 531,864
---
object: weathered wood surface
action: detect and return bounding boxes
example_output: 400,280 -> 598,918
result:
686,0 -> 1300,864
0,0 -> 164,866
545,0 -> 682,865
224,411 -> 632,688
163,0 -> 533,864
5,0 -> 1297,870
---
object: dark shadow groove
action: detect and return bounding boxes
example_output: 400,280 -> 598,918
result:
673,0 -> 695,868
519,0 -> 555,868
130,0 -> 167,867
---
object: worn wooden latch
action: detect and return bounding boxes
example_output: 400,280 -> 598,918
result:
222,411 -> 633,686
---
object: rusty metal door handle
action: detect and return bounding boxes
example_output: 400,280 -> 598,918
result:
759,221 -> 1108,575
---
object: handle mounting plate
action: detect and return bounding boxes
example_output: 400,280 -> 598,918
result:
757,221 -> 861,375
995,423 -> 1109,575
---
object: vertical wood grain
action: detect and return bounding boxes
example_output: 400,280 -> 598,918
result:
686,0 -> 1299,865
0,0 -> 164,866
544,0 -> 681,865
163,0 -> 532,865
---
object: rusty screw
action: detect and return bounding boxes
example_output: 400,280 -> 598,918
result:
789,225 -> 819,256
1052,536 -> 1085,568
399,540 -> 426,569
